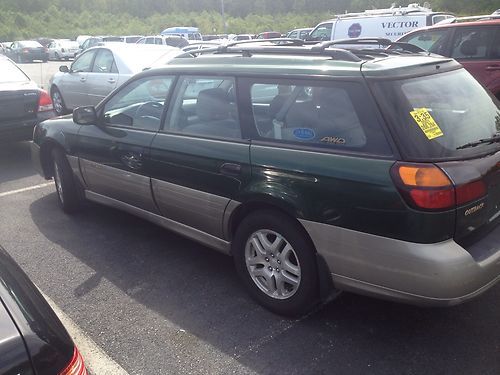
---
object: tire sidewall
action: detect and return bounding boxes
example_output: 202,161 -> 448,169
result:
233,210 -> 319,317
51,149 -> 82,213
51,87 -> 66,116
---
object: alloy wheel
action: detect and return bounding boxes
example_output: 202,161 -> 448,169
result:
245,229 -> 301,300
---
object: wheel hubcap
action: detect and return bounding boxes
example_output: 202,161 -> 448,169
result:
52,92 -> 63,114
53,161 -> 64,203
245,230 -> 301,300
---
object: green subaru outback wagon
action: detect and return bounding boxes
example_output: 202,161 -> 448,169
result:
32,40 -> 500,316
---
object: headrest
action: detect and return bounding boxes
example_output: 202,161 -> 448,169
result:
459,40 -> 478,57
196,88 -> 232,121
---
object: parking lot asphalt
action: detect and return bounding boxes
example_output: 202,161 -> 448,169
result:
0,141 -> 499,374
18,60 -> 66,90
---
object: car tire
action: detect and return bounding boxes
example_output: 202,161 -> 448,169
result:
51,86 -> 67,116
51,148 -> 84,214
232,210 -> 319,317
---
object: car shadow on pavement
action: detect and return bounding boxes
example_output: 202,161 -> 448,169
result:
28,193 -> 499,375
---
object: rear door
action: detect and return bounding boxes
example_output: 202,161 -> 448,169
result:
450,25 -> 499,96
85,48 -> 119,106
148,75 -> 251,241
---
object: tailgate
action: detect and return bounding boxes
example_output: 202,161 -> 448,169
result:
0,90 -> 39,123
439,150 -> 500,242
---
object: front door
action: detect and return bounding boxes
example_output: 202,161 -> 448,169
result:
149,75 -> 251,240
59,49 -> 97,109
85,48 -> 119,106
76,74 -> 176,212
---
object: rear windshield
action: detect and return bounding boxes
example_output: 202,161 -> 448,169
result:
0,59 -> 30,83
372,69 -> 500,160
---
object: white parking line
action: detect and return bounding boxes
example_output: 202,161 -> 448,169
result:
0,182 -> 54,198
41,292 -> 130,375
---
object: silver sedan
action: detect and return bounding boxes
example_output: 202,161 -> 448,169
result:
49,43 -> 181,115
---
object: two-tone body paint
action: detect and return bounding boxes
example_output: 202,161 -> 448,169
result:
31,53 -> 499,307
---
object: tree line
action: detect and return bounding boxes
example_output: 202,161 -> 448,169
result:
0,0 -> 498,41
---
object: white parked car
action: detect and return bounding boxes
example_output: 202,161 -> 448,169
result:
47,40 -> 80,60
49,44 -> 181,115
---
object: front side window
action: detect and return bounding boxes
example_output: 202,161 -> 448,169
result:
102,76 -> 174,131
71,50 -> 95,72
372,69 -> 500,160
401,29 -> 451,54
166,76 -> 241,139
451,27 -> 497,59
92,49 -> 117,73
248,80 -> 391,154
309,23 -> 333,41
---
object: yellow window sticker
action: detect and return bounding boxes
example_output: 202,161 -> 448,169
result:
410,108 -> 443,140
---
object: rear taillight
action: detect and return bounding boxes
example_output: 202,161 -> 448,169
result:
456,180 -> 487,205
59,347 -> 87,375
391,162 -> 486,211
38,89 -> 53,112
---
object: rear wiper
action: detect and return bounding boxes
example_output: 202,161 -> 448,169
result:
456,133 -> 500,150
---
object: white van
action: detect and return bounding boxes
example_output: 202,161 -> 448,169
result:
308,3 -> 454,42
160,27 -> 203,42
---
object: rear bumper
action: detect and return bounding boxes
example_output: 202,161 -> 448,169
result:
0,111 -> 55,142
0,119 -> 37,142
300,219 -> 500,306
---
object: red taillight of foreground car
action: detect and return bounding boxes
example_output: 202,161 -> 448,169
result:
38,89 -> 54,112
390,162 -> 486,211
59,347 -> 88,375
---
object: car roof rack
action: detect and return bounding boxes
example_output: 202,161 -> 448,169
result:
436,14 -> 500,25
313,38 -> 426,53
174,37 -> 427,63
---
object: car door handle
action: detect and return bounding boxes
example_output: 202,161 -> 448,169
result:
107,78 -> 116,84
121,153 -> 143,170
220,163 -> 242,176
485,65 -> 500,71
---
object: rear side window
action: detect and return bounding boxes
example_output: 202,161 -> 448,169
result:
92,49 -> 117,73
165,76 -> 241,139
247,79 -> 392,155
401,29 -> 451,54
451,27 -> 497,59
371,69 -> 500,160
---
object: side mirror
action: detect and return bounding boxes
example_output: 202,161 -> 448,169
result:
73,106 -> 97,125
59,65 -> 69,73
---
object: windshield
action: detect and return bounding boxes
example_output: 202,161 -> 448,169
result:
372,69 -> 500,160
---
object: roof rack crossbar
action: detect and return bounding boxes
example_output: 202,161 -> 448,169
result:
314,38 -> 425,54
